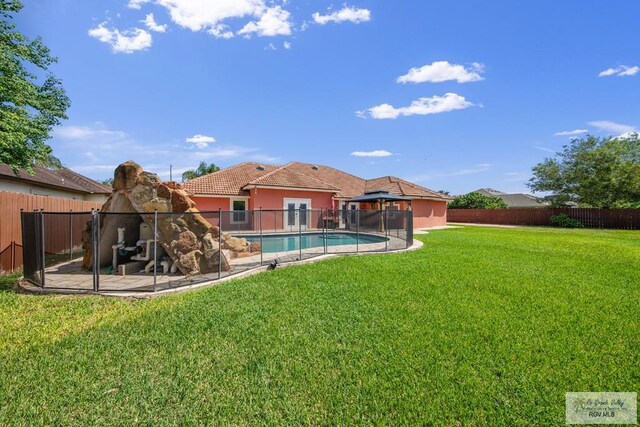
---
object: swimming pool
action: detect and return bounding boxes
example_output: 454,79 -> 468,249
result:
243,232 -> 386,253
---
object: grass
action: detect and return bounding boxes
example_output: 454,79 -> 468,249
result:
0,226 -> 638,426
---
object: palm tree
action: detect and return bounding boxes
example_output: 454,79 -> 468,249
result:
182,161 -> 221,181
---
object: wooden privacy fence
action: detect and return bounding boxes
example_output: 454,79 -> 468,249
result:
448,208 -> 640,229
0,192 -> 103,273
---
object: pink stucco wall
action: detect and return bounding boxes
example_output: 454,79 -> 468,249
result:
191,193 -> 447,230
191,190 -> 334,231
249,188 -> 334,210
190,196 -> 233,212
412,199 -> 447,228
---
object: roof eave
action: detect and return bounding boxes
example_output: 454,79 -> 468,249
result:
242,184 -> 338,193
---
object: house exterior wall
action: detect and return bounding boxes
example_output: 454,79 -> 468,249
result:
191,190 -> 334,232
0,178 -> 108,203
412,199 -> 448,228
250,188 -> 333,231
189,196 -> 233,212
249,188 -> 334,210
191,192 -> 448,230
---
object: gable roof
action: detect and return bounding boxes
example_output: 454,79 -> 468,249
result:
245,163 -> 339,192
365,176 -> 452,200
0,164 -> 112,195
287,162 -> 366,198
183,161 -> 450,201
498,193 -> 548,208
182,162 -> 279,196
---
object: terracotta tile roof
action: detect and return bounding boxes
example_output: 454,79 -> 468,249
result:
0,164 -> 112,194
287,162 -> 366,198
246,163 -> 340,191
182,162 -> 279,196
183,161 -> 450,201
365,176 -> 452,200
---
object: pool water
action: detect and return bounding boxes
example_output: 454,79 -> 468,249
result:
243,232 -> 386,253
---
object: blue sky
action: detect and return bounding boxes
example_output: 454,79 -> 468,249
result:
16,0 -> 640,195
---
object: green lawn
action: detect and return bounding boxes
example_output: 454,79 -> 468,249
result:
1,226 -> 638,426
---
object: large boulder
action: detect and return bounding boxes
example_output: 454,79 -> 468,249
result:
112,161 -> 143,191
83,160 -> 233,275
223,236 -> 248,252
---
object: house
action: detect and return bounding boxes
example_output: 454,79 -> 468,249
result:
0,164 -> 112,202
472,188 -> 548,208
183,161 -> 452,228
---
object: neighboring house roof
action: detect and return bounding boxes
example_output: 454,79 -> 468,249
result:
0,164 -> 112,195
498,193 -> 549,208
473,188 -> 507,196
470,188 -> 548,208
184,161 -> 451,201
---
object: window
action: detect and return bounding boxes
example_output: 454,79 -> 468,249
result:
299,203 -> 307,226
231,199 -> 247,223
287,203 -> 296,226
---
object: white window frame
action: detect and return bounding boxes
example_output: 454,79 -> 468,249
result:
230,198 -> 249,224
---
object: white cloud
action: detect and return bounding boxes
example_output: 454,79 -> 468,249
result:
54,123 -> 276,181
533,146 -> 556,153
312,5 -> 371,25
238,6 -> 292,37
207,24 -> 234,39
143,13 -> 168,33
186,134 -> 216,148
554,129 -> 588,137
397,61 -> 484,84
127,0 -> 150,10
88,23 -> 152,53
588,120 -> 638,135
283,41 -> 291,49
598,65 -> 640,77
264,42 -> 276,50
358,93 -> 474,120
153,0 -> 264,32
53,125 -> 128,141
351,150 -> 393,157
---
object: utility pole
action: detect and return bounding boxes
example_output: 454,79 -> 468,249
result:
169,164 -> 173,182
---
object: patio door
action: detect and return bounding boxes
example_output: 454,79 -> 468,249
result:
284,198 -> 311,230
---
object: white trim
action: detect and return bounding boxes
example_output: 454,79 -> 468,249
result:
191,194 -> 249,198
283,198 -> 312,210
334,196 -> 449,202
230,198 -> 248,224
242,185 -> 336,193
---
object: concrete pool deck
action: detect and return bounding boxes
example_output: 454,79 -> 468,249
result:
19,235 -> 419,298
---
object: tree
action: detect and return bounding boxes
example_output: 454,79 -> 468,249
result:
528,134 -> 640,208
449,192 -> 508,209
36,154 -> 63,169
99,177 -> 114,187
182,161 -> 221,181
0,0 -> 70,175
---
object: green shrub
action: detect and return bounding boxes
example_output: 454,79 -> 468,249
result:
551,213 -> 583,228
449,193 -> 508,209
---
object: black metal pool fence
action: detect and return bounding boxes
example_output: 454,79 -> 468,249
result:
21,208 -> 414,293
